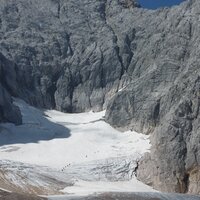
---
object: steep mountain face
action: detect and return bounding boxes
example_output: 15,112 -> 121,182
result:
0,0 -> 200,194
0,53 -> 22,124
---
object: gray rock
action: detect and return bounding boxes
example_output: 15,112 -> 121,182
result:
0,84 -> 22,125
0,53 -> 22,125
0,0 -> 200,194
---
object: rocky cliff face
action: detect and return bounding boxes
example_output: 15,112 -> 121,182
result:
0,53 -> 22,124
0,0 -> 200,194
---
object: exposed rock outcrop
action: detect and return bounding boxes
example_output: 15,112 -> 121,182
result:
0,0 -> 200,194
0,53 -> 22,125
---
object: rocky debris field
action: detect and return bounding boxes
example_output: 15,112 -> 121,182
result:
0,189 -> 46,200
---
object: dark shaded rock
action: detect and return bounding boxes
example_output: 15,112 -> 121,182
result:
0,84 -> 22,125
0,53 -> 22,125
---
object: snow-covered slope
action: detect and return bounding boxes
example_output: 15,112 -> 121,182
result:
0,99 -> 150,168
0,99 -> 153,196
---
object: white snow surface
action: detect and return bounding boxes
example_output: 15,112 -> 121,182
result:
0,99 -> 150,168
60,179 -> 155,196
0,99 -> 153,196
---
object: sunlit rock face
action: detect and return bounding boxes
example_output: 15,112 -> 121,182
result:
0,0 -> 200,194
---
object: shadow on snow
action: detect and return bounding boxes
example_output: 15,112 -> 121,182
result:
0,101 -> 71,146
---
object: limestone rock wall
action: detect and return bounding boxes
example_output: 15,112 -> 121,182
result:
0,53 -> 22,124
0,0 -> 199,194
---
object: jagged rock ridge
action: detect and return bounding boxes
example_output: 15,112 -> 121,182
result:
0,0 -> 200,194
